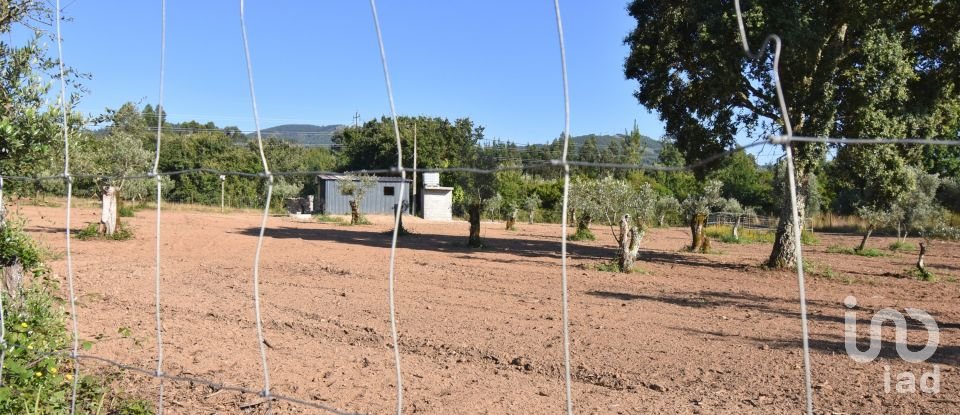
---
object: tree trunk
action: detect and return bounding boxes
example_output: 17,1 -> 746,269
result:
468,203 -> 482,248
617,215 -> 647,273
393,202 -> 409,235
100,186 -> 118,236
767,172 -> 808,268
658,214 -> 665,227
2,258 -> 24,307
857,226 -> 874,252
577,215 -> 592,234
690,213 -> 707,252
349,200 -> 360,225
506,208 -> 518,230
916,242 -> 926,272
570,208 -> 577,228
732,215 -> 742,241
528,210 -> 535,224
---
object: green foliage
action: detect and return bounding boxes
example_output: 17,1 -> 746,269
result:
906,268 -> 937,282
569,227 -> 596,241
1,216 -> 150,414
74,223 -> 133,241
0,219 -> 45,274
888,241 -> 916,252
681,180 -> 724,219
705,226 -> 774,244
314,214 -> 346,225
708,152 -> 776,213
118,204 -> 136,218
826,245 -> 885,257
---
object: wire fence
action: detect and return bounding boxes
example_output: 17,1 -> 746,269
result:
0,1 -> 959,415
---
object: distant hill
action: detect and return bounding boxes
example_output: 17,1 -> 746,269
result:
251,124 -> 344,146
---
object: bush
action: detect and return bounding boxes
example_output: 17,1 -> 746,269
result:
314,214 -> 346,225
0,219 -> 46,274
118,204 -> 136,218
1,220 -> 151,414
905,268 -> 937,282
569,227 -> 595,241
888,241 -> 916,252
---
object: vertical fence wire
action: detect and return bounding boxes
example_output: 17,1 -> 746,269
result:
0,176 -> 5,386
733,1 -> 814,413
151,0 -> 167,412
552,0 -> 575,414
239,0 -> 274,405
54,1 -> 82,413
368,1 -> 406,413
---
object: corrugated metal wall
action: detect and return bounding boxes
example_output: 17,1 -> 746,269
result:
321,180 -> 411,215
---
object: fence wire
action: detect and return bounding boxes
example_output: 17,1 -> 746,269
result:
1,1 -> 959,415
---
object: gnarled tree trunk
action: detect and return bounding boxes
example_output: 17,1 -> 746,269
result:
349,200 -> 360,225
100,186 -> 118,236
528,210 -> 535,224
506,208 -> 518,230
617,215 -> 645,273
916,242 -> 926,272
689,213 -> 707,252
468,203 -> 482,247
768,174 -> 808,268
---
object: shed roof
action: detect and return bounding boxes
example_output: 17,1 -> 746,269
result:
317,174 -> 411,183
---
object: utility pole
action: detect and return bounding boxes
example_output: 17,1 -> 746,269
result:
219,174 -> 226,213
353,111 -> 360,128
412,121 -> 417,216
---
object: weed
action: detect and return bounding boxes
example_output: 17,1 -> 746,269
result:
592,260 -> 646,273
905,268 -> 937,282
570,228 -> 596,241
118,205 -> 136,218
314,214 -> 346,225
888,241 -> 916,252
826,245 -> 885,257
74,223 -> 134,241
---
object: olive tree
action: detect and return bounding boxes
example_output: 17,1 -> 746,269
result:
681,180 -> 724,252
523,193 -> 541,224
573,176 -> 656,272
889,167 -> 942,242
653,195 -> 680,227
336,174 -> 376,225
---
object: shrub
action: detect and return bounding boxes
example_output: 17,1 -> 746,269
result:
826,245 -> 885,257
74,223 -> 134,241
888,241 -> 915,252
1,219 -> 151,414
118,204 -> 136,218
569,227 -> 595,241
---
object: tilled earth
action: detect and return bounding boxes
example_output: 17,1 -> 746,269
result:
15,202 -> 960,414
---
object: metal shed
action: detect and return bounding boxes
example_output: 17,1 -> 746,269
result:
315,174 -> 411,215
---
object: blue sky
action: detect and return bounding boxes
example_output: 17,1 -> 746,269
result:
38,0 -> 668,145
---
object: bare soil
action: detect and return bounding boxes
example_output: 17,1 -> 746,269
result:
14,201 -> 960,414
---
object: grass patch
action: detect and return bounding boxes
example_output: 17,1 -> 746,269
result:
74,222 -> 134,241
826,245 -> 885,257
905,268 -> 937,282
569,228 -> 595,241
704,226 -> 817,245
888,241 -> 916,252
314,214 -> 347,225
591,260 -> 646,274
118,204 -> 137,218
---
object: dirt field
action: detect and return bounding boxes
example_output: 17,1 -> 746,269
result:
12,200 -> 960,414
